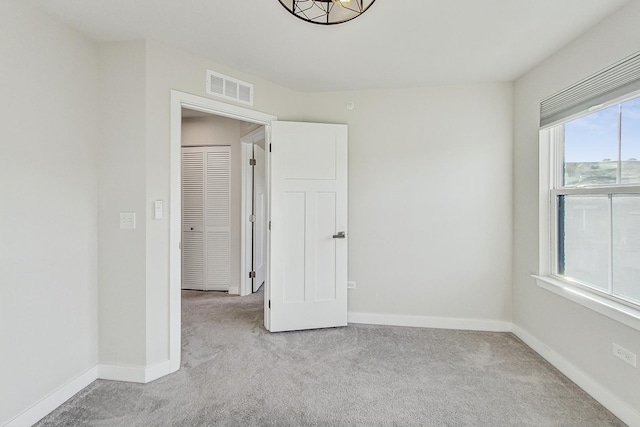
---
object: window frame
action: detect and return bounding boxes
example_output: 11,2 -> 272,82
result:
535,94 -> 640,331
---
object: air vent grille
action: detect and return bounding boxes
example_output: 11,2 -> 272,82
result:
209,74 -> 224,96
206,70 -> 254,106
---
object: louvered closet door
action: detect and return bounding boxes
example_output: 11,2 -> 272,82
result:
182,148 -> 205,290
205,148 -> 231,291
181,146 -> 231,291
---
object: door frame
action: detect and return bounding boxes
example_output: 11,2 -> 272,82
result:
170,90 -> 276,371
240,127 -> 266,297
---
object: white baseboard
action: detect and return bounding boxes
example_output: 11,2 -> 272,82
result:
5,361 -> 174,427
5,366 -> 98,427
97,360 -> 172,384
228,286 -> 240,295
97,364 -> 146,383
512,325 -> 640,427
348,311 -> 512,332
144,360 -> 173,383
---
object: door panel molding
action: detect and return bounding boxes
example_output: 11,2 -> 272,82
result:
269,121 -> 348,332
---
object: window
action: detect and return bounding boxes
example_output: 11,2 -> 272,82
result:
544,94 -> 640,310
536,52 -> 640,328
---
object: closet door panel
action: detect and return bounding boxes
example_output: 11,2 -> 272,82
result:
181,148 -> 205,290
207,231 -> 231,290
205,147 -> 231,291
206,150 -> 231,228
182,232 -> 204,290
181,146 -> 232,291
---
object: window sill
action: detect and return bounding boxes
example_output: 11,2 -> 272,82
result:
532,275 -> 640,332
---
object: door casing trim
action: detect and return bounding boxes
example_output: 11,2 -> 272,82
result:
240,127 -> 266,297
170,90 -> 277,372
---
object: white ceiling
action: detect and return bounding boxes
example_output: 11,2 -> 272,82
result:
34,0 -> 629,92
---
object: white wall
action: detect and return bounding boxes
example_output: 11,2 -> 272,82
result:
0,2 -> 99,424
181,115 -> 243,292
182,115 -> 242,147
302,85 -> 514,323
98,41 -> 148,368
513,0 -> 640,419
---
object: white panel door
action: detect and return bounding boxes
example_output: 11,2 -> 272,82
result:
181,146 -> 231,291
253,144 -> 266,292
269,121 -> 348,332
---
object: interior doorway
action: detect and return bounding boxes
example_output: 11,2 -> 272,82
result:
170,91 -> 350,374
169,90 -> 278,372
180,108 -> 266,295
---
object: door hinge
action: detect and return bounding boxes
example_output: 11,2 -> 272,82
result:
249,214 -> 256,223
268,221 -> 271,230
268,300 -> 271,309
249,158 -> 256,166
269,144 -> 272,152
249,271 -> 256,279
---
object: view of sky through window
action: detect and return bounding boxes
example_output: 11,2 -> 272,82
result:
563,96 -> 640,186
565,97 -> 640,162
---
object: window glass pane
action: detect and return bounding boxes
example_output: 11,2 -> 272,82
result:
621,97 -> 640,184
612,195 -> 640,303
559,195 -> 609,291
564,105 -> 619,186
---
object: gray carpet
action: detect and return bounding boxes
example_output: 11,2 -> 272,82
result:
36,290 -> 624,426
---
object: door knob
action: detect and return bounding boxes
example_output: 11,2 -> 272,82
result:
333,231 -> 346,239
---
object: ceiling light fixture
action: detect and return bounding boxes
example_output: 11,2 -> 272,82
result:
278,0 -> 376,25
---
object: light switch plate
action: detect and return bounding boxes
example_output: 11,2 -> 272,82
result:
120,212 -> 136,229
154,200 -> 163,220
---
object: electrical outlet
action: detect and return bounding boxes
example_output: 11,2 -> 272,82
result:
347,281 -> 356,289
612,343 -> 636,367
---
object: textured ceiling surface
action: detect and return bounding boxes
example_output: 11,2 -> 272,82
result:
34,0 -> 629,92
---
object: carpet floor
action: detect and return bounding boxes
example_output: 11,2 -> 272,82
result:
36,290 -> 624,426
